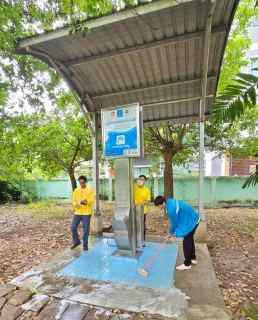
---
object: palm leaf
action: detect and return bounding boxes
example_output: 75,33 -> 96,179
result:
250,305 -> 258,314
234,78 -> 254,86
242,166 -> 258,189
237,73 -> 258,84
248,87 -> 257,106
213,72 -> 258,123
240,304 -> 258,320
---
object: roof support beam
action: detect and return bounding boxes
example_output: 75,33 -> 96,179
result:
64,26 -> 227,68
17,0 -> 184,49
200,0 -> 216,122
143,114 -> 210,126
141,95 -> 213,108
91,76 -> 216,99
85,95 -> 214,114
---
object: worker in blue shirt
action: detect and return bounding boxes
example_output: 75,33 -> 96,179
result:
154,196 -> 200,270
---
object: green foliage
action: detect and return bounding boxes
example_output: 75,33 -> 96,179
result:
213,71 -> 258,123
1,97 -> 93,186
241,304 -> 258,319
26,281 -> 42,295
242,165 -> 258,188
21,181 -> 38,203
1,0 -> 134,113
173,166 -> 197,178
0,181 -> 21,202
218,0 -> 258,93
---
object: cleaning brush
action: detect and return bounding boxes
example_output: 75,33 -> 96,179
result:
138,237 -> 169,277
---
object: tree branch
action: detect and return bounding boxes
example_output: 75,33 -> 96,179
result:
69,137 -> 82,167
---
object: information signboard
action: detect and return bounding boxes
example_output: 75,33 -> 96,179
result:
102,103 -> 142,159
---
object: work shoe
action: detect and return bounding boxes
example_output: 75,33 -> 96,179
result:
70,242 -> 81,249
191,260 -> 197,265
176,264 -> 191,270
83,245 -> 88,251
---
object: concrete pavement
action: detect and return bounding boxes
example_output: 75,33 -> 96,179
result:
4,235 -> 231,319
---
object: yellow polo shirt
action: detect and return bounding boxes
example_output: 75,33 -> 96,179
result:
134,183 -> 151,214
72,186 -> 95,215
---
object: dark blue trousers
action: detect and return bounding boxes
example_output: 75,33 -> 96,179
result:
144,214 -> 147,240
71,214 -> 91,246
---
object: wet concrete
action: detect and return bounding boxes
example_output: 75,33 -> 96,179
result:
9,235 -> 231,319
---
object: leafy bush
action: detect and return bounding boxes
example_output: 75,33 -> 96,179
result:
21,181 -> 38,203
0,181 -> 21,202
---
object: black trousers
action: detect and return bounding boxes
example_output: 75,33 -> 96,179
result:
183,224 -> 199,266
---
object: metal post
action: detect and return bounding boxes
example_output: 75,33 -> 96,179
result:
199,100 -> 205,221
92,112 -> 100,216
129,158 -> 136,255
108,178 -> 113,202
198,0 -> 216,222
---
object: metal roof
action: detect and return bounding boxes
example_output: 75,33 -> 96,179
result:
16,0 -> 238,127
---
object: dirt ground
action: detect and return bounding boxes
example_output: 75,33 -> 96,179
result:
0,202 -> 257,319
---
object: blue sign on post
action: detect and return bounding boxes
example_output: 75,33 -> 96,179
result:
102,103 -> 142,159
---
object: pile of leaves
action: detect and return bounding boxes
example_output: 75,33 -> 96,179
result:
205,207 -> 258,317
0,202 -> 73,283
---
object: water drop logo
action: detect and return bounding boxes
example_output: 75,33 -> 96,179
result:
116,135 -> 125,145
117,110 -> 123,118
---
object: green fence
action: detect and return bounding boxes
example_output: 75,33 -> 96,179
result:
21,177 -> 258,207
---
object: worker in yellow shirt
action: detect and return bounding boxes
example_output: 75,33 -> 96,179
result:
134,175 -> 151,243
71,175 -> 95,251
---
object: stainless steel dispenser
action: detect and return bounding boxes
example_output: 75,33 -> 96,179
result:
111,158 -> 144,258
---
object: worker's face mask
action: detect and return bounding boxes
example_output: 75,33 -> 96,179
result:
137,180 -> 144,187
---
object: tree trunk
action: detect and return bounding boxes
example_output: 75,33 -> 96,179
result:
68,167 -> 77,191
67,137 -> 82,191
163,150 -> 174,218
163,151 -> 174,199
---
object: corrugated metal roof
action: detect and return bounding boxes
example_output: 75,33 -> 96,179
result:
16,0 -> 238,127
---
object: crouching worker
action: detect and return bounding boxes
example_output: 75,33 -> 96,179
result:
154,196 -> 200,270
71,175 -> 95,251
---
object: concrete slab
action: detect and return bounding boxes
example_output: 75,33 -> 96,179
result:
94,309 -> 113,320
9,236 -> 230,319
59,240 -> 179,290
195,221 -> 206,243
109,315 -> 132,320
175,243 -> 231,320
21,294 -> 49,312
10,239 -> 187,318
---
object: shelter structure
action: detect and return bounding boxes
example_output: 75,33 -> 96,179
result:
16,0 -> 239,236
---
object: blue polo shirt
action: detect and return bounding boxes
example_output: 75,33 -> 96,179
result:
166,199 -> 200,237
